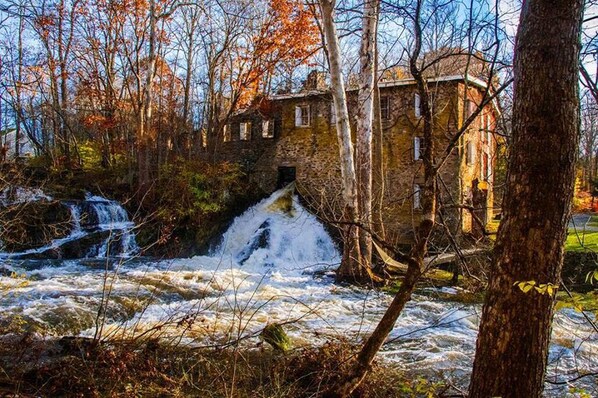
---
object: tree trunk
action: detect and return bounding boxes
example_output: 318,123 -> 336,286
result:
319,0 -> 369,283
468,0 -> 583,397
326,3 -> 437,395
356,0 -> 379,269
372,68 -> 385,240
138,0 -> 158,193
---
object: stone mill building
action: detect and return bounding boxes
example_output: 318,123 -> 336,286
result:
201,66 -> 500,245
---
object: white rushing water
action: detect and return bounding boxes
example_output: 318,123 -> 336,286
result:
0,192 -> 138,259
1,186 -> 597,396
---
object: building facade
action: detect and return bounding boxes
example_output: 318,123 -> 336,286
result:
205,73 -> 499,245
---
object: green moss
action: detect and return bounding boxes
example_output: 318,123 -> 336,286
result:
261,323 -> 291,352
435,290 -> 485,304
266,188 -> 295,216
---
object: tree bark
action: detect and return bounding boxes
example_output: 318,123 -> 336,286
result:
469,0 -> 583,397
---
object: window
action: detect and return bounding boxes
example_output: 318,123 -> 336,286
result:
414,93 -> 421,118
223,124 -> 231,142
381,96 -> 390,120
240,122 -> 251,141
413,184 -> 421,209
277,166 -> 296,188
414,136 -> 425,160
466,140 -> 475,165
262,120 -> 274,138
295,105 -> 310,127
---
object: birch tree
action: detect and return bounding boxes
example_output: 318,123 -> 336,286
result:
319,0 -> 374,283
355,0 -> 379,273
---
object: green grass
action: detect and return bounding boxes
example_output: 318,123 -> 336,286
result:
488,218 -> 598,252
566,229 -> 598,252
586,216 -> 598,228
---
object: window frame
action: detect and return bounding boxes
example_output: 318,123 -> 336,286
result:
413,184 -> 421,209
240,121 -> 251,141
381,96 -> 390,120
262,119 -> 274,138
414,136 -> 425,161
295,104 -> 311,127
466,139 -> 475,166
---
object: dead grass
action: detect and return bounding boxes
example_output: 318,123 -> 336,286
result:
0,334 -> 447,398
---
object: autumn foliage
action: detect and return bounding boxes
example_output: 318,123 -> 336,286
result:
1,0 -> 318,181
233,0 -> 319,107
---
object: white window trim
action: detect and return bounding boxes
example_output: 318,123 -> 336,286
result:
466,140 -> 475,166
414,93 -> 421,118
223,124 -> 231,142
414,136 -> 422,160
262,120 -> 274,138
240,122 -> 251,141
295,105 -> 310,127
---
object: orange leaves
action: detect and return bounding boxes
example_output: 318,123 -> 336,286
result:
232,0 -> 319,108
252,0 -> 319,70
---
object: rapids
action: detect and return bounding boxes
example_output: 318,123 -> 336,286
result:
0,186 -> 596,396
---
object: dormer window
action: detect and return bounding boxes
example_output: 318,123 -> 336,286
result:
295,105 -> 311,127
240,122 -> 251,141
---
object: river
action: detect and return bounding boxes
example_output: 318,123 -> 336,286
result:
1,186 -> 596,396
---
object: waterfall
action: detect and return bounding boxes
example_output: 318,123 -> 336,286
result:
0,192 -> 138,259
80,194 -> 139,257
214,184 -> 340,274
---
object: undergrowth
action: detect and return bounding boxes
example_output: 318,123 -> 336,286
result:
0,336 -> 447,398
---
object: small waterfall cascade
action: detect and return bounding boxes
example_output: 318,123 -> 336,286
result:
215,184 -> 340,273
1,192 -> 138,259
74,193 -> 139,257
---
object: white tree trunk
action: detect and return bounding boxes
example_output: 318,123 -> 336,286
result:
319,0 -> 367,282
356,0 -> 379,267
